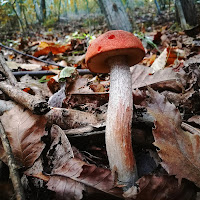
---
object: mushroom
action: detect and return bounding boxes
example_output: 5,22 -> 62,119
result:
85,30 -> 145,189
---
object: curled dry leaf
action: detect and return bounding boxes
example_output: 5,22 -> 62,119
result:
47,176 -> 85,200
124,175 -> 196,200
131,65 -> 186,92
150,48 -> 168,72
47,125 -> 122,198
47,125 -> 74,169
0,105 -> 47,168
146,89 -> 200,187
188,115 -> 200,125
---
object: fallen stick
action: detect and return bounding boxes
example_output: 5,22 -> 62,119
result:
0,53 -> 17,86
0,81 -> 50,115
0,43 -> 67,69
45,107 -> 98,129
0,121 -> 25,200
12,69 -> 93,77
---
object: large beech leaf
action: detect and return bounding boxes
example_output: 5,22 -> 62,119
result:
124,175 -> 196,200
47,125 -> 122,198
47,176 -> 85,200
0,105 -> 47,168
131,65 -> 186,92
146,89 -> 200,187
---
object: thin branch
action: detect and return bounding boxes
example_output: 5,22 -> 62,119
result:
0,53 -> 17,86
0,43 -> 71,69
181,122 -> 200,135
12,69 -> 93,77
0,44 -> 95,75
0,81 -> 50,115
0,121 -> 25,200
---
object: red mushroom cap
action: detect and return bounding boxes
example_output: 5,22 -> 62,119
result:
85,30 -> 145,73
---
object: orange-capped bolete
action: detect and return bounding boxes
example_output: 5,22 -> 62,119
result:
85,30 -> 145,190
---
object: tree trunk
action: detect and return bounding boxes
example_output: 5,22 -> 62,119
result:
74,0 -> 78,14
125,0 -> 134,11
98,0 -> 133,32
58,0 -> 62,21
40,0 -> 46,22
180,0 -> 197,26
154,0 -> 161,15
33,0 -> 43,23
15,0 -> 21,17
85,0 -> 90,13
175,0 -> 189,29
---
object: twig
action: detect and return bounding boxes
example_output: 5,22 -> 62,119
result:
0,44 -> 96,76
0,81 -> 50,115
45,107 -> 98,129
0,53 -> 17,86
64,129 -> 105,137
64,125 -> 94,134
181,122 -> 200,135
12,69 -> 93,77
0,121 -> 25,200
0,43 -> 77,69
0,43 -> 64,68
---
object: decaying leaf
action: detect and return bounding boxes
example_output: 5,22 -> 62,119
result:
150,48 -> 167,72
47,125 -> 122,198
33,43 -> 71,57
146,89 -> 200,187
47,176 -> 85,200
58,66 -> 78,82
124,175 -> 196,200
47,125 -> 74,169
131,65 -> 186,92
0,105 -> 47,168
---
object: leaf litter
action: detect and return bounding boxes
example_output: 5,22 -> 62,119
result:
0,21 -> 200,199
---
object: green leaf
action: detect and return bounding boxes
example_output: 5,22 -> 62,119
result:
39,76 -> 50,83
58,66 -> 76,82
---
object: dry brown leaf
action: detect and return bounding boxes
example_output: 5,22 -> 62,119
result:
146,89 -> 200,187
188,115 -> 200,125
6,61 -> 42,70
131,65 -> 186,92
47,125 -> 74,169
124,175 -> 196,200
0,105 -> 47,168
67,54 -> 85,65
150,48 -> 167,72
47,176 -> 85,200
47,125 -> 122,198
67,77 -> 94,94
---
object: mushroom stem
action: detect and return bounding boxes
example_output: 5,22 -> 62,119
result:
106,56 -> 137,189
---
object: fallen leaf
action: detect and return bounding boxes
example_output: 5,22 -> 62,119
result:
188,115 -> 200,125
47,125 -> 122,198
146,89 -> 200,187
47,176 -> 85,200
33,44 -> 71,57
67,54 -> 85,65
124,175 -> 196,200
6,61 -> 42,70
150,48 -> 167,72
0,105 -> 47,168
58,66 -> 78,82
67,77 -> 94,94
131,64 -> 186,92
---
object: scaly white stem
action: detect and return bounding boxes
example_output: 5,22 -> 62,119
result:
106,56 -> 137,189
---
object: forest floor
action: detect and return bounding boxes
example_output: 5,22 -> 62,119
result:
0,5 -> 200,200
